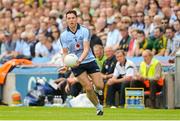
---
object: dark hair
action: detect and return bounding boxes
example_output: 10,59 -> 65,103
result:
155,27 -> 164,33
165,26 -> 175,32
66,10 -> 77,17
174,19 -> 180,24
137,30 -> 145,35
148,0 -> 160,10
115,49 -> 126,56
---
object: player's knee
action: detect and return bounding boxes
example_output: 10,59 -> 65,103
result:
85,84 -> 93,92
95,82 -> 104,90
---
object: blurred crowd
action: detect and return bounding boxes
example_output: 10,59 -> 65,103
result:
0,0 -> 180,64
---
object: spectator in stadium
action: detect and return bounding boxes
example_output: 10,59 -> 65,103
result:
1,0 -> 12,12
120,5 -> 128,16
26,32 -> 38,57
0,31 -> 16,62
161,7 -> 173,24
107,49 -> 137,107
50,25 -> 62,54
127,29 -> 138,57
135,3 -> 145,13
2,31 -> 16,54
106,17 -> 121,47
121,16 -> 132,28
172,20 -> 180,55
0,31 -> 5,55
130,13 -> 137,27
131,11 -> 145,31
43,35 -> 57,57
106,6 -> 115,20
38,18 -> 50,35
134,50 -> 163,108
127,5 -> 136,17
35,33 -> 56,58
148,0 -> 163,17
115,25 -> 131,52
60,10 -> 104,115
14,32 -> 31,58
89,25 -> 103,55
101,46 -> 117,107
135,30 -> 149,56
93,44 -> 107,71
144,15 -> 152,37
165,26 -> 176,56
176,10 -> 180,21
152,27 -> 167,56
173,19 -> 180,38
94,17 -> 107,45
161,18 -> 169,32
149,15 -> 163,34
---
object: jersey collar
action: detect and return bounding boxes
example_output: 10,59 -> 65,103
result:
120,59 -> 127,67
67,24 -> 80,34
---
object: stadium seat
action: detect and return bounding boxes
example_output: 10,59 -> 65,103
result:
144,78 -> 165,108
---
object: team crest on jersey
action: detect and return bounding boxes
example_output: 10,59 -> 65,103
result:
75,42 -> 81,50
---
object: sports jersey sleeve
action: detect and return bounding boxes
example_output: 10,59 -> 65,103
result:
83,28 -> 91,41
60,33 -> 68,48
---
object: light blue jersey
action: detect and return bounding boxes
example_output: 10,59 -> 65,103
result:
60,24 -> 95,64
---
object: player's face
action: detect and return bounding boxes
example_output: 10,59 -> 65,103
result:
66,13 -> 77,29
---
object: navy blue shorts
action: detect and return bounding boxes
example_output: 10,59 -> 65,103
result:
71,60 -> 100,77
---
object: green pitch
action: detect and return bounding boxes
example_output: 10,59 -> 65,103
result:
0,106 -> 180,120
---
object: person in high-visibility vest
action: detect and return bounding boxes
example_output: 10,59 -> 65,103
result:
134,49 -> 163,108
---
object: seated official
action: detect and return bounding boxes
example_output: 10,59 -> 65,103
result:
93,44 -> 107,71
107,49 -> 137,107
101,46 -> 117,107
134,49 -> 163,108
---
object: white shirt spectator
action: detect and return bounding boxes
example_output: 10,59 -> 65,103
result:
166,37 -> 175,55
15,39 -> 31,56
173,32 -> 180,53
113,59 -> 137,78
169,13 -> 177,26
35,42 -> 49,57
106,29 -> 121,47
52,38 -> 63,54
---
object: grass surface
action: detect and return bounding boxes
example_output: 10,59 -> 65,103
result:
0,106 -> 180,120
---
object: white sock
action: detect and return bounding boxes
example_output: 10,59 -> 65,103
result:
96,103 -> 103,111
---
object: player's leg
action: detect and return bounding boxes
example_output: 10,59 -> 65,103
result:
86,61 -> 104,94
89,72 -> 104,115
89,72 -> 104,90
76,72 -> 99,105
76,72 -> 103,115
72,61 -> 103,115
89,72 -> 104,104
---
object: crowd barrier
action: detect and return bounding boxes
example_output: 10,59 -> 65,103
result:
2,66 -> 59,105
